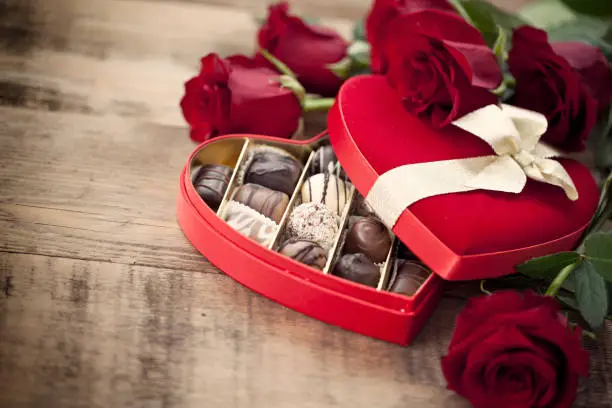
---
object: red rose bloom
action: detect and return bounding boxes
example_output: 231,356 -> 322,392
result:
180,53 -> 302,143
381,10 -> 502,127
365,0 -> 456,73
442,291 -> 589,408
508,27 -> 598,152
552,41 -> 612,116
257,2 -> 348,97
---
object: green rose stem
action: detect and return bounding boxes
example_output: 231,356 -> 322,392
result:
259,48 -> 297,78
303,97 -> 335,112
448,0 -> 475,26
545,261 -> 580,297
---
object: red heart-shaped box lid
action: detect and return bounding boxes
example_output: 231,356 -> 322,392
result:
327,75 -> 600,281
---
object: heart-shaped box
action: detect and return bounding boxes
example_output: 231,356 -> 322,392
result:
176,75 -> 600,346
328,75 -> 600,281
177,133 -> 443,346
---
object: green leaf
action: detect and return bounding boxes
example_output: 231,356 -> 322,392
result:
584,232 -> 612,282
558,0 -> 612,18
558,294 -> 579,310
519,0 -> 576,29
516,252 -> 581,280
353,19 -> 366,42
584,173 -> 612,236
546,17 -> 612,60
327,41 -> 371,80
574,260 -> 609,329
460,0 -> 528,47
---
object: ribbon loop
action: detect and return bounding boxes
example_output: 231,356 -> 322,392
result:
365,103 -> 580,230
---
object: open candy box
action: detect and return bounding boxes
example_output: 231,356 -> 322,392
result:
176,75 -> 600,346
176,133 -> 443,346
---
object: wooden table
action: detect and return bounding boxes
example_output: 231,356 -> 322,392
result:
0,0 -> 610,407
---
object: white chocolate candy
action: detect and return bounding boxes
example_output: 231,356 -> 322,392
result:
301,172 -> 352,216
286,202 -> 339,251
224,201 -> 278,246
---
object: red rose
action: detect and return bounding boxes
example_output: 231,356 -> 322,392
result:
442,291 -> 589,408
256,2 -> 348,97
180,53 -> 302,143
508,26 -> 598,152
552,41 -> 612,116
381,10 -> 502,127
365,0 -> 456,73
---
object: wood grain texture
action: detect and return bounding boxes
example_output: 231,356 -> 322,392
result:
0,0 -> 610,407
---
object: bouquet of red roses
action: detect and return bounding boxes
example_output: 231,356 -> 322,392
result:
180,1 -> 612,406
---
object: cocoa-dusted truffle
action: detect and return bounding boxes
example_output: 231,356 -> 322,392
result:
333,253 -> 381,288
344,216 -> 392,263
286,202 -> 339,251
278,239 -> 327,270
192,164 -> 233,211
388,260 -> 430,296
233,183 -> 289,223
243,150 -> 303,196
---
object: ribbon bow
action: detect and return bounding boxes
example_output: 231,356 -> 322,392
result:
453,104 -> 578,201
366,104 -> 579,229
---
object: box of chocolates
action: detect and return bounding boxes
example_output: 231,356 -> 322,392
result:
177,133 -> 443,346
176,75 -> 600,345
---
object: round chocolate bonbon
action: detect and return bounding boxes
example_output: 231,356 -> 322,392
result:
233,183 -> 289,223
192,164 -> 233,211
301,172 -> 351,215
343,216 -> 392,263
286,202 -> 339,251
243,149 -> 303,196
388,260 -> 430,296
278,239 -> 327,270
333,253 -> 381,288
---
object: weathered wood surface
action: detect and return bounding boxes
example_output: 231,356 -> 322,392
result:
0,0 -> 610,407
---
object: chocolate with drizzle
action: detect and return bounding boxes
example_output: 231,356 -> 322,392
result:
243,150 -> 303,196
233,183 -> 289,223
278,239 -> 328,270
193,164 -> 233,211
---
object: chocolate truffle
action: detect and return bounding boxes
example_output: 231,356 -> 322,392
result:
388,260 -> 430,296
344,216 -> 392,263
301,172 -> 351,215
278,239 -> 327,270
243,150 -> 303,196
192,164 -> 233,211
312,145 -> 344,175
224,201 -> 278,245
286,202 -> 339,251
233,183 -> 289,223
333,253 -> 381,288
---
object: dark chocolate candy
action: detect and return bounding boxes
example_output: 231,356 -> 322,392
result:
278,239 -> 327,270
312,145 -> 346,178
233,183 -> 289,223
333,253 -> 381,288
388,260 -> 430,296
397,243 -> 417,260
244,151 -> 303,196
344,216 -> 392,263
193,164 -> 233,211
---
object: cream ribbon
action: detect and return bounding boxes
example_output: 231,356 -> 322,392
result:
366,104 -> 579,229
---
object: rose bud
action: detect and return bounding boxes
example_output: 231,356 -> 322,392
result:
365,0 -> 457,73
509,26 -> 598,152
552,41 -> 612,116
256,2 -> 348,97
381,10 -> 502,127
442,291 -> 589,408
180,53 -> 302,143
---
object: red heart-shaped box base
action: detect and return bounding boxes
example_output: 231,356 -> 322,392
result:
328,75 -> 600,281
177,134 -> 443,346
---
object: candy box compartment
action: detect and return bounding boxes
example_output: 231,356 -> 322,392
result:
177,133 -> 443,346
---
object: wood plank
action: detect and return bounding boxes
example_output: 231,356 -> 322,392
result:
0,252 -> 471,408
